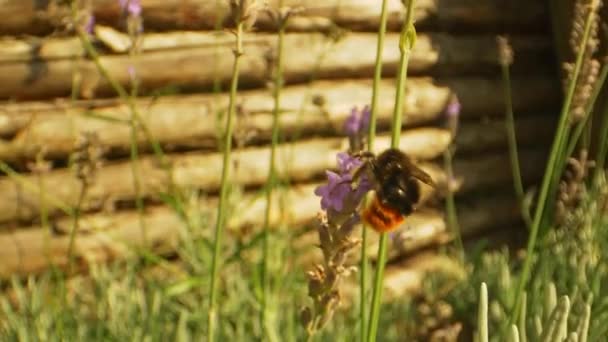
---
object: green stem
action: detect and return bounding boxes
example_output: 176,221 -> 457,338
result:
208,22 -> 244,341
443,147 -> 463,261
67,182 -> 88,274
361,0 -> 389,339
508,0 -> 599,326
129,119 -> 147,245
261,16 -> 286,336
367,1 -> 415,340
501,62 -> 525,202
500,57 -> 533,228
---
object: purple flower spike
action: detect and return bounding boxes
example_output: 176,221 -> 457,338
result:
445,96 -> 461,137
84,14 -> 95,34
343,105 -> 371,137
446,96 -> 461,117
128,0 -> 142,16
119,0 -> 141,16
127,65 -> 137,81
336,152 -> 363,174
314,171 -> 352,212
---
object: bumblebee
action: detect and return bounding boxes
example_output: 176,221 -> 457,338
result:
357,148 -> 436,233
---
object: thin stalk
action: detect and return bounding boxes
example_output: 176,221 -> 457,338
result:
39,175 -> 50,255
361,0 -> 389,339
208,22 -> 244,341
70,2 -> 159,247
129,120 -> 147,245
367,1 -> 415,340
500,55 -> 532,228
443,147 -> 464,261
261,15 -> 286,335
508,0 -> 599,326
66,183 -> 88,274
501,61 -> 525,202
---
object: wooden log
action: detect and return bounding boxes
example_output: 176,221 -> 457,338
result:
0,129 -> 450,225
1,30 -> 551,64
0,75 -> 557,162
0,143 -> 547,228
0,32 -> 553,100
0,0 -> 548,36
341,252 -> 465,304
0,178 -> 523,279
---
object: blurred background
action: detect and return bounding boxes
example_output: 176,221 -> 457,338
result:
0,1 -> 606,341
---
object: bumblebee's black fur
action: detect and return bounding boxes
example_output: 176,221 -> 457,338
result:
367,148 -> 434,216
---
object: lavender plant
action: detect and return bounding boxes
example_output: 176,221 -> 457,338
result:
67,132 -> 104,273
302,107 -> 372,336
509,0 -> 603,325
260,2 -> 293,337
442,95 -> 464,261
207,1 -> 260,340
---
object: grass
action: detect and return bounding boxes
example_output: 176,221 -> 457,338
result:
1,0 -> 608,341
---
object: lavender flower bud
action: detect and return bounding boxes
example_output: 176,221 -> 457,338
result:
445,96 -> 461,138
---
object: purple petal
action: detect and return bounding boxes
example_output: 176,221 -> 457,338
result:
336,152 -> 362,173
343,108 -> 360,136
446,97 -> 461,117
128,0 -> 142,16
360,105 -> 371,132
84,14 -> 95,34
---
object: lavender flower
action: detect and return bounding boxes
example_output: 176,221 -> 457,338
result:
127,65 -> 137,82
314,171 -> 352,212
84,13 -> 95,35
305,143 -> 372,334
314,152 -> 370,213
337,152 -> 362,173
445,95 -> 461,138
343,105 -> 371,137
119,0 -> 141,16
343,105 -> 370,152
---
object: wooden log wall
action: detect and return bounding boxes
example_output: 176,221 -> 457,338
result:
0,0 -> 560,282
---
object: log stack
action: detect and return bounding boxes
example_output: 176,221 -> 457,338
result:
0,0 -> 560,285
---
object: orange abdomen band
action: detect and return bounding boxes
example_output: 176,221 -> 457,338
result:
361,194 -> 404,233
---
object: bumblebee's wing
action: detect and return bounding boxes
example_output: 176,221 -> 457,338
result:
407,162 -> 436,188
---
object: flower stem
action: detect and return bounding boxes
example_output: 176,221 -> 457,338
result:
499,55 -> 532,228
261,14 -> 286,336
443,147 -> 463,261
367,1 -> 416,340
71,1 -> 150,248
208,21 -> 244,341
67,182 -> 88,273
508,0 -> 600,327
501,60 -> 524,203
361,0 -> 389,339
